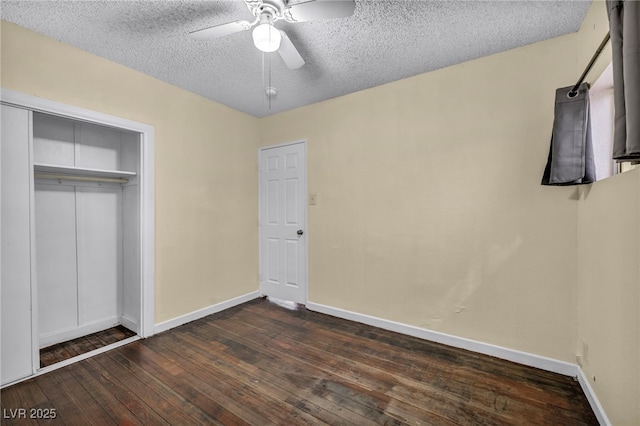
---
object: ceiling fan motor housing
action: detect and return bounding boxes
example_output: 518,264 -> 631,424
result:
247,0 -> 288,22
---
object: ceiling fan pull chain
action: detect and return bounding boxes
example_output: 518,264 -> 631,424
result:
261,51 -> 266,110
268,52 -> 272,110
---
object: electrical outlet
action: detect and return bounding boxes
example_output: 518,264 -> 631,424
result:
309,193 -> 317,205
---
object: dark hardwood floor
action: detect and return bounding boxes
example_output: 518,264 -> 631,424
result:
1,298 -> 598,425
40,325 -> 137,368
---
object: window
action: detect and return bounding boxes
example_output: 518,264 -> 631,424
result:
590,62 -> 639,180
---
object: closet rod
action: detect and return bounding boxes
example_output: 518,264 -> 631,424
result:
568,32 -> 610,97
34,173 -> 129,184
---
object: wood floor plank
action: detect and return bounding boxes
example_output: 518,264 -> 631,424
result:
156,329 -> 368,425
195,315 -> 469,425
67,361 -> 143,426
0,298 -> 598,425
117,342 -> 258,425
35,365 -> 114,425
0,380 -> 45,426
240,301 -> 596,424
80,355 -> 171,425
97,348 -> 219,426
201,309 -> 499,425
235,309 -> 552,419
146,333 -> 328,426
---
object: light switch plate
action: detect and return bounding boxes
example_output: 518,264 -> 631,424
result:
309,193 -> 317,205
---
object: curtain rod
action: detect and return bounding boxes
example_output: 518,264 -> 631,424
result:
35,173 -> 129,184
568,32 -> 611,97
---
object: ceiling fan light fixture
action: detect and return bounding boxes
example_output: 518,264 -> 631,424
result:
252,22 -> 281,52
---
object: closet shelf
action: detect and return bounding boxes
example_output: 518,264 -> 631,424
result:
33,163 -> 137,180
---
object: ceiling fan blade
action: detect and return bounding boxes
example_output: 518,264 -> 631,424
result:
285,0 -> 356,23
189,20 -> 252,40
278,31 -> 305,69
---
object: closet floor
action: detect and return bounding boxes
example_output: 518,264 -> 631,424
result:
40,325 -> 136,368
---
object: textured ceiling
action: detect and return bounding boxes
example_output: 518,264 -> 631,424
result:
1,0 -> 591,118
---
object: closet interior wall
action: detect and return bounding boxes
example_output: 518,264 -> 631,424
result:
33,112 -> 140,349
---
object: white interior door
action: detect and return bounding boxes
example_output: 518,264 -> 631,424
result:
35,184 -> 79,339
1,105 -> 34,385
35,183 -> 123,348
259,142 -> 307,304
76,186 -> 122,328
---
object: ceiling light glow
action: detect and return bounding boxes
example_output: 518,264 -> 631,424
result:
252,23 -> 281,52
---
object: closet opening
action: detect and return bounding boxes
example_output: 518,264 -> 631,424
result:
2,90 -> 154,387
33,112 -> 143,369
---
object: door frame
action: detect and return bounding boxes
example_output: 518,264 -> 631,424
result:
0,89 -> 155,371
258,140 -> 309,304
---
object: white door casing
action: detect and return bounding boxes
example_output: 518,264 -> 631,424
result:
259,141 -> 307,304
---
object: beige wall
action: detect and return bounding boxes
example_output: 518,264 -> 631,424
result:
0,21 -> 260,323
259,29 -> 586,362
577,3 -> 639,424
577,168 -> 640,425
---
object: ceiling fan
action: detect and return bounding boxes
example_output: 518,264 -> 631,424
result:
189,0 -> 356,69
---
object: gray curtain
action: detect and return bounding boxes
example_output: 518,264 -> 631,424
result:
542,83 -> 596,186
607,0 -> 640,161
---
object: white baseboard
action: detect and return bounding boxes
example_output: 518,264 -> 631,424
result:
576,367 -> 611,426
154,290 -> 261,334
306,302 -> 575,375
306,301 -> 610,425
40,317 -> 120,348
120,314 -> 138,334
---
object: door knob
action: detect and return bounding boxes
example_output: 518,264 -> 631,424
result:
297,230 -> 304,236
